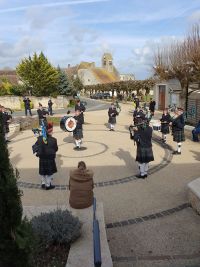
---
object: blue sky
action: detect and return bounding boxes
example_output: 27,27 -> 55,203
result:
0,0 -> 200,79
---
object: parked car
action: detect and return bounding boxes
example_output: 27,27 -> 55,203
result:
103,92 -> 111,99
90,93 -> 104,99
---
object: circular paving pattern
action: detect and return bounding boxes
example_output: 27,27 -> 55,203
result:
16,135 -> 173,190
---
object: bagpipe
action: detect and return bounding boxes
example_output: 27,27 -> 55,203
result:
32,120 -> 47,154
129,121 -> 149,140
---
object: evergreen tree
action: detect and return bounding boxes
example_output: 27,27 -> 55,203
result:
16,52 -> 59,96
0,113 -> 33,267
57,66 -> 74,96
72,76 -> 84,94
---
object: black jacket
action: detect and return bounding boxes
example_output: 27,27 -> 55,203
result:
74,114 -> 84,129
133,126 -> 153,148
172,114 -> 185,131
149,101 -> 156,112
36,135 -> 58,159
160,113 -> 171,124
108,107 -> 118,118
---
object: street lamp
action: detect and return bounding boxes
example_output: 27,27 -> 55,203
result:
184,61 -> 195,117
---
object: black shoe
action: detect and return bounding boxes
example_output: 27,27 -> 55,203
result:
136,174 -> 146,179
172,151 -> 181,155
41,184 -> 46,189
46,184 -> 55,190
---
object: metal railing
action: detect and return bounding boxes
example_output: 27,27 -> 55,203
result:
93,198 -> 102,267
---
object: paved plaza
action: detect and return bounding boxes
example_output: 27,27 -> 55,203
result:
9,102 -> 200,267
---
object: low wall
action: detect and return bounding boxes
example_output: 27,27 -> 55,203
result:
0,96 -> 69,110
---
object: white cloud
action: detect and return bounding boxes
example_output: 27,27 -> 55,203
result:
0,36 -> 45,66
188,10 -> 200,22
0,0 -> 110,14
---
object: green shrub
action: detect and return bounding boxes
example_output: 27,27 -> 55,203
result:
31,209 -> 81,247
67,99 -> 76,107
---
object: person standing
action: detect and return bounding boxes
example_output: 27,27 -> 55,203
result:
34,122 -> 58,190
171,108 -> 185,155
133,120 -> 154,179
134,97 -> 140,109
37,103 -> 48,127
108,103 -> 118,131
23,97 -> 32,116
48,99 -> 53,116
149,98 -> 156,116
69,161 -> 94,209
75,99 -> 86,124
160,108 -> 171,143
73,109 -> 84,149
192,120 -> 200,142
0,106 -> 12,143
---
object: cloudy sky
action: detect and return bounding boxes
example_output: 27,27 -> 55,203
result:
0,0 -> 199,79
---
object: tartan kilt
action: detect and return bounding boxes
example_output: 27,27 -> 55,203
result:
161,124 -> 169,134
73,128 -> 83,139
136,146 -> 154,163
39,158 -> 57,176
108,117 -> 116,124
173,130 -> 185,142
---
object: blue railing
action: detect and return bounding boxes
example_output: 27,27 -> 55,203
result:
93,198 -> 102,267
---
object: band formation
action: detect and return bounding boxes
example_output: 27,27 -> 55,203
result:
0,97 -> 188,190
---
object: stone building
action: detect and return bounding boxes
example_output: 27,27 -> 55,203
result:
65,53 -> 120,86
0,70 -> 19,85
120,74 -> 135,81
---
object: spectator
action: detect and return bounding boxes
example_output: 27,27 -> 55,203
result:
48,98 -> 53,116
23,97 -> 32,116
69,161 -> 94,209
192,120 -> 200,142
149,98 -> 156,116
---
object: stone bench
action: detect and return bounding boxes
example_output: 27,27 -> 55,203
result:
188,178 -> 200,214
23,202 -> 113,267
66,202 -> 113,267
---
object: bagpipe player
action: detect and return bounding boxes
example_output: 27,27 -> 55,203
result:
131,118 -> 154,179
73,109 -> 84,150
160,108 -> 171,143
108,103 -> 118,131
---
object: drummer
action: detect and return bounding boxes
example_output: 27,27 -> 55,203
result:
73,109 -> 84,150
75,99 -> 86,124
160,108 -> 171,143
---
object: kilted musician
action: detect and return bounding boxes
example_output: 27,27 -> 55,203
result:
73,109 -> 84,149
133,107 -> 145,125
34,122 -> 58,190
170,107 -> 185,155
108,103 -> 118,131
0,105 -> 12,143
75,99 -> 86,124
160,108 -> 171,143
133,119 -> 154,179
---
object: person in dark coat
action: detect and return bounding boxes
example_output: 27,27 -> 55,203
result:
48,99 -> 53,116
75,99 -> 86,124
134,97 -> 140,109
34,122 -> 58,190
149,98 -> 156,116
108,103 -> 118,131
23,97 -> 32,116
69,161 -> 94,209
133,107 -> 145,125
133,120 -> 154,179
37,103 -> 48,127
171,108 -> 185,155
160,108 -> 171,143
192,120 -> 200,142
0,106 -> 12,142
73,109 -> 84,149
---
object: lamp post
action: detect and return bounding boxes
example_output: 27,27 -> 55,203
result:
184,61 -> 195,117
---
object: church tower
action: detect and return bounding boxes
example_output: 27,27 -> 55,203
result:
102,53 -> 113,72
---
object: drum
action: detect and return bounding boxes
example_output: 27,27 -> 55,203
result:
60,116 -> 77,132
151,120 -> 161,131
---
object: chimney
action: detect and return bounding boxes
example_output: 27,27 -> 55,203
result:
68,64 -> 71,68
